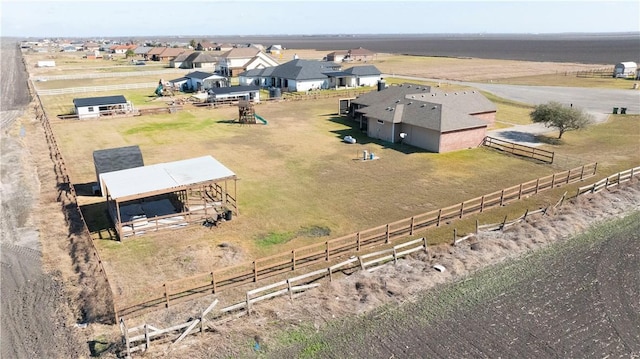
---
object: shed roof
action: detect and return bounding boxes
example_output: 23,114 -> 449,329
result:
344,65 -> 381,76
209,85 -> 259,95
100,155 -> 236,201
269,59 -> 341,80
73,95 -> 127,108
185,71 -> 218,80
93,145 -> 144,193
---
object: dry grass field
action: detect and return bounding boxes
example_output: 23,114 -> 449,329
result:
17,44 -> 639,358
34,47 -> 639,309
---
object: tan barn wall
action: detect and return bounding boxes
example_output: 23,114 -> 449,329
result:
367,119 -> 394,143
402,124 -> 441,153
439,126 -> 487,153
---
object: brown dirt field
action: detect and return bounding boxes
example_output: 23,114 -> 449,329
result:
283,49 -> 607,82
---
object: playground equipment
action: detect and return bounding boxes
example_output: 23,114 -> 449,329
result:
155,79 -> 174,97
238,100 -> 267,125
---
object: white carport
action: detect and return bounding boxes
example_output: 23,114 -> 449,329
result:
100,156 -> 238,239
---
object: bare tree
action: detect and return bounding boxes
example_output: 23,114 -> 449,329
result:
530,101 -> 593,139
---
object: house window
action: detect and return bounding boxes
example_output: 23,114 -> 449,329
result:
88,107 -> 94,112
377,120 -> 384,124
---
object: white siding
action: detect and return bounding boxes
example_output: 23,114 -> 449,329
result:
76,106 -> 99,120
357,75 -> 380,87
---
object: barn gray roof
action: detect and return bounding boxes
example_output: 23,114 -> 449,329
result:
208,85 -> 259,95
93,145 -> 144,192
73,95 -> 127,107
355,84 -> 495,132
269,59 -> 341,80
185,71 -> 216,80
344,65 -> 381,76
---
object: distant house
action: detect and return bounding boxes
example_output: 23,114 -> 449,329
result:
171,51 -> 217,69
326,50 -> 349,63
170,71 -> 229,92
73,95 -> 134,120
169,51 -> 195,68
614,61 -> 637,78
148,47 -> 188,61
84,50 -> 103,60
217,47 -> 279,77
349,83 -> 496,153
83,42 -> 101,51
266,44 -> 283,55
133,46 -> 153,59
327,47 -> 376,62
196,41 -> 216,51
37,60 -> 56,67
215,43 -> 234,51
111,45 -> 136,54
238,59 -> 382,92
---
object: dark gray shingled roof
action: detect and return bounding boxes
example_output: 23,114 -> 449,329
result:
73,95 -> 127,108
269,59 -> 341,80
93,145 -> 144,187
343,65 -> 381,76
208,85 -> 260,95
185,71 -> 216,80
355,84 -> 495,132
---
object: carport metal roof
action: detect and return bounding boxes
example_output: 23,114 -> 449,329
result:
100,155 -> 236,202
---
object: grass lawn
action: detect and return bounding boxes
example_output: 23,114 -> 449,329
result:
49,97 -> 639,301
30,49 -> 638,303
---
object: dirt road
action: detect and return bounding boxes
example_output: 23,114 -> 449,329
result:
1,39 -> 84,358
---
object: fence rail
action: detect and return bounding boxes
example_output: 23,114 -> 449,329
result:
577,166 -> 640,195
576,67 -> 614,78
36,82 -> 158,95
28,78 -> 116,322
483,136 -> 555,163
32,69 -> 188,82
115,162 -> 597,320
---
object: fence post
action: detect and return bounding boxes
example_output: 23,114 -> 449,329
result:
211,272 -> 216,294
328,267 -> 333,282
551,174 -> 556,187
501,215 -> 508,230
423,237 -> 429,254
164,284 -> 170,308
437,209 -> 442,226
475,219 -> 479,234
144,323 -> 150,351
452,229 -> 457,246
287,279 -> 293,300
480,196 -> 485,212
459,202 -> 464,218
121,318 -> 131,359
253,261 -> 258,282
356,232 -> 361,251
523,209 -> 529,221
393,247 -> 398,264
385,224 -> 390,244
292,250 -> 296,271
535,178 -> 540,194
410,216 -> 415,235
500,189 -> 505,206
518,184 -> 523,199
326,242 -> 330,261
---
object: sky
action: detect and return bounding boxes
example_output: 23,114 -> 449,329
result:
1,0 -> 639,38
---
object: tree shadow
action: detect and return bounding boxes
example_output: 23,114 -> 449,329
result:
533,134 -> 563,145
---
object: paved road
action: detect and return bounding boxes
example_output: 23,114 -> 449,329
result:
389,74 -> 640,146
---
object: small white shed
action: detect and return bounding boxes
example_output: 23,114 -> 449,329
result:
37,60 -> 56,67
614,62 -> 637,78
